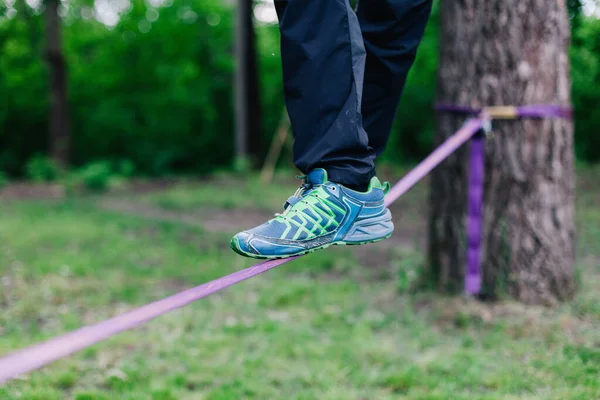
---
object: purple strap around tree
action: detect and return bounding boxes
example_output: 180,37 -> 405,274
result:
435,103 -> 573,119
466,134 -> 485,294
0,119 -> 486,384
436,103 -> 573,296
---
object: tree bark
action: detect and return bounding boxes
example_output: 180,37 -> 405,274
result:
44,0 -> 70,167
429,0 -> 576,305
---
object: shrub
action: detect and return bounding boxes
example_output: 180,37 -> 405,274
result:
76,161 -> 113,192
25,155 -> 61,182
115,159 -> 136,177
0,171 -> 8,188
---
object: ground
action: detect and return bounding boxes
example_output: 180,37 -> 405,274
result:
0,166 -> 599,400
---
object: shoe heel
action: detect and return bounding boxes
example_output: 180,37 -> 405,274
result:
342,209 -> 394,244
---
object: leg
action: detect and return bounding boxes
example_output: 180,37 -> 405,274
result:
230,0 -> 430,259
358,0 -> 433,155
275,0 -> 375,189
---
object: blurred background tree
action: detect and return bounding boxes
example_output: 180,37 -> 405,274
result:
234,0 -> 262,170
0,0 -> 598,177
44,0 -> 70,167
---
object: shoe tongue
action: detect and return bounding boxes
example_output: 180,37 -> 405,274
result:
306,169 -> 328,185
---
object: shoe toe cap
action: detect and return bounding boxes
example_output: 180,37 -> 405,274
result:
231,231 -> 257,255
231,231 -> 306,258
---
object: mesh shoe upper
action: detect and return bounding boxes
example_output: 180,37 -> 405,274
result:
248,171 -> 346,242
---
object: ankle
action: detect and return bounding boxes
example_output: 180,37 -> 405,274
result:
321,167 -> 375,194
338,182 -> 369,193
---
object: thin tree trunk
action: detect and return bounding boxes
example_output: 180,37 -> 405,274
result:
235,0 -> 261,169
45,0 -> 70,167
429,0 -> 576,305
245,1 -> 262,163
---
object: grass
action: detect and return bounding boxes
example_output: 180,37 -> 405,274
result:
0,168 -> 599,399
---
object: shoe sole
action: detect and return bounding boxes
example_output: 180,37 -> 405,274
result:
230,232 -> 393,260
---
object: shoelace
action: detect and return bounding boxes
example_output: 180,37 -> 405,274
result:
274,175 -> 317,220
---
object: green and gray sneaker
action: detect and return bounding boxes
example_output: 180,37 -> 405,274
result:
230,169 -> 394,259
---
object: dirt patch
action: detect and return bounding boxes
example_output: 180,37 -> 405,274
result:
99,198 -> 272,233
0,178 -> 198,201
100,198 -> 206,228
0,182 -> 66,200
116,178 -> 190,194
202,208 -> 274,232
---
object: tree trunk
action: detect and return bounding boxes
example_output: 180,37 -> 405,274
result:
245,2 -> 262,163
235,0 -> 262,169
44,0 -> 70,167
429,0 -> 576,305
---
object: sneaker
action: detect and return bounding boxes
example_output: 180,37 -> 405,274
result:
230,169 -> 394,259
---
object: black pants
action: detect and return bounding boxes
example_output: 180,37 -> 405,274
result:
275,0 -> 432,188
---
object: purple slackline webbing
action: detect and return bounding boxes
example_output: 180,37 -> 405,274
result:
436,103 -> 573,295
435,103 -> 573,119
0,119 -> 485,384
466,134 -> 485,295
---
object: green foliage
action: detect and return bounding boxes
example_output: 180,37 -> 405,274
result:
568,0 -> 584,30
256,23 -> 285,161
68,159 -> 140,192
0,170 -> 8,188
381,3 -> 439,164
0,3 -> 47,176
74,161 -> 113,192
67,0 -> 235,175
25,154 -> 61,182
115,159 -> 136,177
571,15 -> 600,163
0,0 -> 598,177
1,0 -> 235,176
